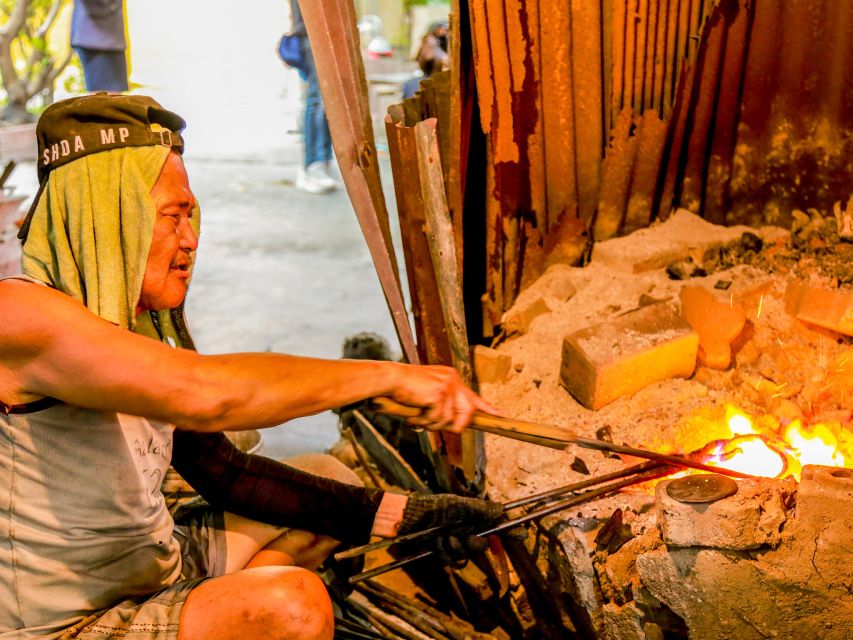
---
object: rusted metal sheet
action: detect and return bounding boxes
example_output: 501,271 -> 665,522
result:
524,0 -> 546,236
678,2 -> 724,214
624,0 -> 639,114
468,0 -> 494,136
653,0 -> 669,115
484,0 -> 519,164
662,0 -> 681,115
385,109 -> 452,369
704,0 -> 750,224
448,0 -> 468,265
602,0 -> 615,136
730,0 -> 853,226
571,0 -> 604,223
642,0 -> 661,111
300,0 -> 417,364
483,137 -> 502,336
540,0 -> 577,231
633,0 -> 649,111
656,58 -> 697,220
595,108 -> 639,240
610,0 -> 627,121
624,109 -> 668,233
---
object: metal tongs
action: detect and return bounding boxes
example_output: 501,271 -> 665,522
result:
336,460 -> 675,584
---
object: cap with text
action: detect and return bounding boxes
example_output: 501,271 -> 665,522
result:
34,92 -> 186,182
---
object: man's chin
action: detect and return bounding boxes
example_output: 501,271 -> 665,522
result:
138,289 -> 188,313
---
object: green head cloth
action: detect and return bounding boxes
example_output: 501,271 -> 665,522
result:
19,93 -> 199,347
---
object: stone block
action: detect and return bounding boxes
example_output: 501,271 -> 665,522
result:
655,476 -> 796,550
591,209 -> 747,273
501,263 -> 577,336
501,296 -> 551,336
784,281 -> 853,336
679,285 -> 747,369
601,603 -> 647,640
472,345 -> 512,384
532,263 -> 578,301
636,544 -> 853,640
541,515 -> 602,632
791,465 -> 853,593
559,303 -> 699,410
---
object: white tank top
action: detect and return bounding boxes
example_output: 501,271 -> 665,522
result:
1,276 -> 181,637
0,404 -> 181,637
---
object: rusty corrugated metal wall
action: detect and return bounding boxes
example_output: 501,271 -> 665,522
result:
463,0 -> 852,331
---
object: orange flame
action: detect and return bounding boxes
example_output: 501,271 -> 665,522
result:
699,406 -> 851,480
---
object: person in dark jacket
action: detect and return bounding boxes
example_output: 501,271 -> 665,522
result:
71,0 -> 129,92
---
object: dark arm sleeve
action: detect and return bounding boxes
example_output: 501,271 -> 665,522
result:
171,429 -> 384,545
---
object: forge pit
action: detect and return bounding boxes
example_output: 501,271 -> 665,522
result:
476,208 -> 853,639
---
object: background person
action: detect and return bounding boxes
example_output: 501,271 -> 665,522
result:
71,0 -> 129,92
289,0 -> 338,195
0,93 -> 503,640
402,20 -> 449,100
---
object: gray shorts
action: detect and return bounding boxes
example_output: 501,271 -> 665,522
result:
58,504 -> 226,640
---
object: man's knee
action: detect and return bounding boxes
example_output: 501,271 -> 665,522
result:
267,569 -> 333,638
181,567 -> 333,640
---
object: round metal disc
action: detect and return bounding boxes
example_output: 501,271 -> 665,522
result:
666,474 -> 739,504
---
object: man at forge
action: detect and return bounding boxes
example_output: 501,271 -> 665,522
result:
0,94 -> 503,640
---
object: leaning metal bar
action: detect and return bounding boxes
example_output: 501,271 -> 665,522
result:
299,0 -> 419,363
347,465 -> 677,584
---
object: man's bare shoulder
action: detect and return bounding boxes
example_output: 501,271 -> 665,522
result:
0,279 -> 93,347
0,277 -> 83,310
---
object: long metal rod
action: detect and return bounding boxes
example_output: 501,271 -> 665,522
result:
372,397 -> 756,479
334,460 -> 663,562
347,465 -> 676,584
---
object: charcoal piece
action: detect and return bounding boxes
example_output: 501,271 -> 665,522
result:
595,426 -> 620,459
740,232 -> 763,253
606,525 -> 634,554
666,259 -> 697,280
594,508 -> 623,546
714,279 -> 732,290
570,457 -> 590,475
594,509 -> 635,554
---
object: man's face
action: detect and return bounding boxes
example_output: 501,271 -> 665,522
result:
138,151 -> 198,312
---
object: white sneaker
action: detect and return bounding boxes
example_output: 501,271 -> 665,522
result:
296,163 -> 336,194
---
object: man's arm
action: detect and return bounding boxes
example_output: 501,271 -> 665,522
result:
171,430 -> 385,543
0,280 -> 493,432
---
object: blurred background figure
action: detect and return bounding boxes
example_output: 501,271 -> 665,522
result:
402,20 -> 448,100
290,0 -> 338,195
357,14 -> 392,60
71,0 -> 129,93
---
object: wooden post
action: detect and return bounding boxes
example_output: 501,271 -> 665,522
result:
414,118 -> 483,488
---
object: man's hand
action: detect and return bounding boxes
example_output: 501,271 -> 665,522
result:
396,493 -> 504,565
386,363 -> 500,433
